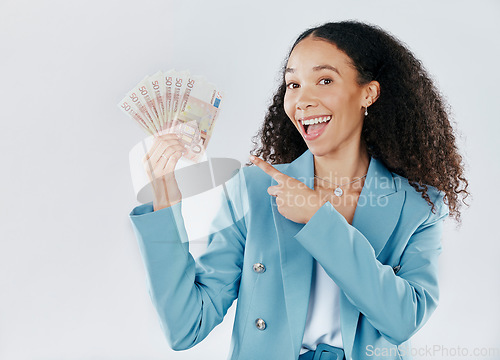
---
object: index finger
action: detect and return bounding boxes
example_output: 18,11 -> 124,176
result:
249,155 -> 287,182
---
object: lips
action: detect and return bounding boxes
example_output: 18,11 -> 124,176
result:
297,115 -> 332,141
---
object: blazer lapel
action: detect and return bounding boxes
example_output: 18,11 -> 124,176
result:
270,149 -> 406,359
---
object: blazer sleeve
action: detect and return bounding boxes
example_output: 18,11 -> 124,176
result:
294,190 -> 449,345
128,169 -> 247,351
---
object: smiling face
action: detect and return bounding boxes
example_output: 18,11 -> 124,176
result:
284,36 -> 370,158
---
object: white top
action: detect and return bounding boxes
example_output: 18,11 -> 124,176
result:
300,259 -> 343,355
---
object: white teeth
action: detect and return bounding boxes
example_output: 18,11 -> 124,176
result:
300,116 -> 331,125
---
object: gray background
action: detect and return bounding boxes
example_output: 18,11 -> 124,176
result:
1,0 -> 499,359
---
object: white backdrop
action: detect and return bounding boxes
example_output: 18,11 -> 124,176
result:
1,0 -> 499,359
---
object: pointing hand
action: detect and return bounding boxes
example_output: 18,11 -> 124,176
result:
249,155 -> 326,224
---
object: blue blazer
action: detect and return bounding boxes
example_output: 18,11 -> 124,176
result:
129,149 -> 449,360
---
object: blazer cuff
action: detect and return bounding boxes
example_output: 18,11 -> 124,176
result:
129,201 -> 189,243
295,201 -> 347,243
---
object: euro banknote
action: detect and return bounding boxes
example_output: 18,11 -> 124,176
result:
118,69 -> 223,163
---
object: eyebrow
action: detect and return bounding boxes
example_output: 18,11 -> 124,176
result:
285,64 -> 340,75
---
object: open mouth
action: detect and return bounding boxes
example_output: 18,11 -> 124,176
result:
299,115 -> 332,139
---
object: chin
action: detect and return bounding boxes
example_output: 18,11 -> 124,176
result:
306,146 -> 332,158
304,140 -> 335,156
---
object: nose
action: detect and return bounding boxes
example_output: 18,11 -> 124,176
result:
295,89 -> 318,110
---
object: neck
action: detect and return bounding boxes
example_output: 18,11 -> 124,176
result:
313,141 -> 370,191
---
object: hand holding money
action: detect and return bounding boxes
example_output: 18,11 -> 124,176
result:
118,69 -> 223,164
143,133 -> 186,211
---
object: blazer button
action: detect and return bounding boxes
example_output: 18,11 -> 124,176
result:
253,263 -> 266,273
255,318 -> 266,330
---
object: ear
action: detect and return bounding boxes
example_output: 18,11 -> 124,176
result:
362,80 -> 380,107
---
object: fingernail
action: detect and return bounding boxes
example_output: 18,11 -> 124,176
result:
249,155 -> 256,161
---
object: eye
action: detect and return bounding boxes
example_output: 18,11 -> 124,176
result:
286,82 -> 299,89
319,78 -> 333,85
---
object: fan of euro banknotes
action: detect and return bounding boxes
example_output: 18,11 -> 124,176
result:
118,70 -> 223,163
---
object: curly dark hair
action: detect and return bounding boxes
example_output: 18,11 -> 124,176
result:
249,20 -> 470,224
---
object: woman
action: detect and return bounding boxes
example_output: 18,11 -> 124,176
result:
129,21 -> 469,360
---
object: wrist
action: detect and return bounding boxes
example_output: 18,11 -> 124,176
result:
153,197 -> 174,211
